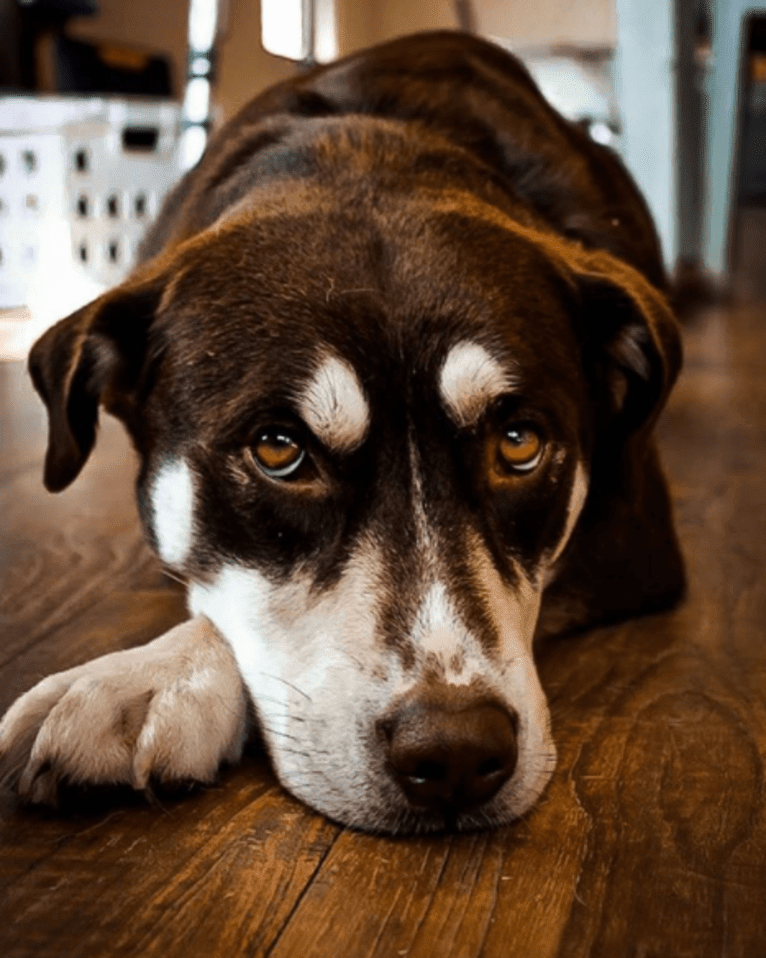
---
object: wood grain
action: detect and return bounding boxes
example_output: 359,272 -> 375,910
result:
2,300 -> 766,957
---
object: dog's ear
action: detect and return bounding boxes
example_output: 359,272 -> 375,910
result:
28,267 -> 168,492
571,249 -> 682,448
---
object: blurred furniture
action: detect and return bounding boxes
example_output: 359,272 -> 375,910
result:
1,0 -> 173,98
739,24 -> 766,202
618,0 -> 766,283
0,95 -> 181,349
702,2 -> 766,279
0,0 -> 98,90
36,34 -> 173,96
502,41 -> 618,138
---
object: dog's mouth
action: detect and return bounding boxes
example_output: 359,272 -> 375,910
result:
298,743 -> 554,836
246,675 -> 555,836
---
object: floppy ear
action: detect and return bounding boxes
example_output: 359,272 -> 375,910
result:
572,249 -> 682,451
28,268 -> 168,492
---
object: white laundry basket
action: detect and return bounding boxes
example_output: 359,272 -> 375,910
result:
0,96 -> 182,325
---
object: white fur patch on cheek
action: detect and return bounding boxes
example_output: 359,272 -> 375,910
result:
189,546 -> 387,714
439,341 -> 517,428
468,538 -> 543,652
187,541 -> 409,829
547,461 -> 589,566
151,458 -> 195,567
463,542 -> 555,811
299,354 -> 369,452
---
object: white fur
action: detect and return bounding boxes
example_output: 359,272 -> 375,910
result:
408,437 -> 438,568
439,341 -> 516,427
461,539 -> 554,814
547,461 -> 589,567
0,617 -> 247,802
189,527 -> 555,831
299,354 -> 369,452
151,458 -> 195,568
413,583 -> 486,685
189,536 -> 405,830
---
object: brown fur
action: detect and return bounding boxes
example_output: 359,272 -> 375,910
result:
1,33 -> 684,826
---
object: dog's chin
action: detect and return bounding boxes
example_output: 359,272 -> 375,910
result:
279,744 -> 558,836
304,789 -> 552,837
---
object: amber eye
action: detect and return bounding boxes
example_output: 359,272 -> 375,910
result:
248,429 -> 306,479
497,425 -> 544,473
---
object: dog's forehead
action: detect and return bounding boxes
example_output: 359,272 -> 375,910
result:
151,199 -> 586,442
298,340 -> 517,447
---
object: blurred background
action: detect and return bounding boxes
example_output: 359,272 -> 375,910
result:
0,0 -> 763,357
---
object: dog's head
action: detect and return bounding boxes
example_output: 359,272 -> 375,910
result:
29,141 -> 679,832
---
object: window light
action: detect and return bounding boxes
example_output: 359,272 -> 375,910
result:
261,0 -> 338,64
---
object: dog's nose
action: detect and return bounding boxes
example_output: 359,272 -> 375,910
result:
381,699 -> 518,813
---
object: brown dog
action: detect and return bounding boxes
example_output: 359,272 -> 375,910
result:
0,31 -> 684,833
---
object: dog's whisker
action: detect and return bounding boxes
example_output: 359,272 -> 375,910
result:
160,566 -> 189,587
268,747 -> 315,760
257,712 -> 307,724
256,672 -> 312,703
258,726 -> 303,743
251,694 -> 298,709
333,647 -> 367,671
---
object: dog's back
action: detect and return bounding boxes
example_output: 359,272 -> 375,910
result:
143,31 -> 665,289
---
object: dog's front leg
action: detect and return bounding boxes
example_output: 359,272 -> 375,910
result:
0,616 -> 248,804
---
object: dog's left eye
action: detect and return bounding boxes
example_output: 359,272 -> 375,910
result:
497,425 -> 544,473
247,429 -> 306,479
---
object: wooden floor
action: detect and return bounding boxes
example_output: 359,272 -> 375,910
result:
2,294 -> 766,957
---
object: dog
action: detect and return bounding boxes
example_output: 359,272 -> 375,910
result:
0,31 -> 684,833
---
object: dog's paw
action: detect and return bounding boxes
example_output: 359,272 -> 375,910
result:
0,616 -> 248,804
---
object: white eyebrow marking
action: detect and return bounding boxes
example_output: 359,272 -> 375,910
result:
439,341 -> 517,427
151,457 -> 195,568
299,354 -> 370,452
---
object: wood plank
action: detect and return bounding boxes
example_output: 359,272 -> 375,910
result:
0,766 -> 339,958
0,365 -> 167,669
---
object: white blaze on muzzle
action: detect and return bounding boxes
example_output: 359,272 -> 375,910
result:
188,515 -> 555,831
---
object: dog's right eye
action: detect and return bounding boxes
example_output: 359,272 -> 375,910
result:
246,429 -> 306,479
497,425 -> 543,473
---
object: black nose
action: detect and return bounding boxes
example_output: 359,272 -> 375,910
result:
382,698 -> 518,814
